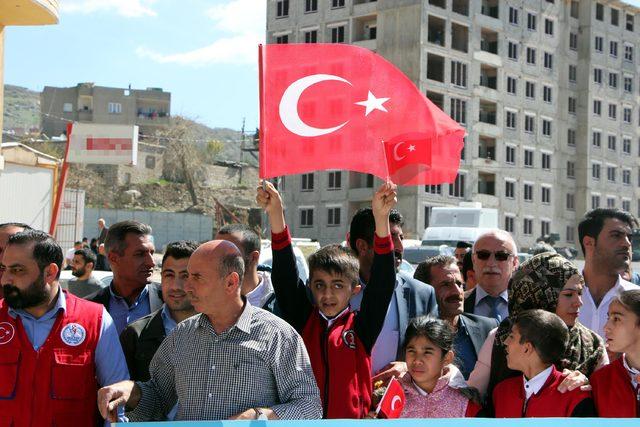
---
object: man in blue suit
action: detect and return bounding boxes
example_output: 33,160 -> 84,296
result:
348,208 -> 438,382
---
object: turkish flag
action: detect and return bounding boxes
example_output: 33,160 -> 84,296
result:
376,377 -> 405,419
259,43 -> 465,185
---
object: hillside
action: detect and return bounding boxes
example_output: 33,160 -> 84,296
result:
3,84 -> 40,131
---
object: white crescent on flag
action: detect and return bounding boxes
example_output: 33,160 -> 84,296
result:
393,141 -> 406,161
391,396 -> 401,411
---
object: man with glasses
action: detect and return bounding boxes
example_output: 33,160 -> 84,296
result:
464,230 -> 519,322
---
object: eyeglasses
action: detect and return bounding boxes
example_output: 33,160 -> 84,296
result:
474,250 -> 513,262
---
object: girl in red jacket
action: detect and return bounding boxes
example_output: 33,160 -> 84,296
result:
590,289 -> 640,417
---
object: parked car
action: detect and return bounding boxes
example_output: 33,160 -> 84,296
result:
403,245 -> 452,267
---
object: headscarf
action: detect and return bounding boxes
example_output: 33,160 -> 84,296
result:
490,252 -> 605,390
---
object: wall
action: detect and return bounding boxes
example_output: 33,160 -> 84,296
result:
0,162 -> 54,230
83,208 -> 213,252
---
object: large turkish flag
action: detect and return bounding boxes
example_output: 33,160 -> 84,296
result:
259,43 -> 465,185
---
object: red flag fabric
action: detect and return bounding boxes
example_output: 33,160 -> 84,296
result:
259,43 -> 465,185
376,377 -> 405,419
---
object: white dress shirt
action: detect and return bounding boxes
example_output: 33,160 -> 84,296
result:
523,365 -> 553,400
579,275 -> 639,338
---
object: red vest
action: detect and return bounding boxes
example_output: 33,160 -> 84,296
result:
302,308 -> 371,419
0,291 -> 103,427
591,357 -> 638,417
493,366 -> 592,417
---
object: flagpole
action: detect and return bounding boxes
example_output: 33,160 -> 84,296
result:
49,122 -> 73,236
258,44 -> 266,189
381,140 -> 391,184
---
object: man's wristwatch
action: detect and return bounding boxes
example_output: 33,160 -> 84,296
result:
253,408 -> 268,420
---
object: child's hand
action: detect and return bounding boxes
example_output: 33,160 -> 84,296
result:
371,182 -> 397,238
256,180 -> 286,233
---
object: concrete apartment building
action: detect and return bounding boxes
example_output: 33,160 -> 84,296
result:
266,0 -> 640,249
41,83 -> 171,139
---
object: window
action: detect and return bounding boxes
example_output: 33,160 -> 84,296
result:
327,207 -> 341,226
609,72 -> 618,89
508,41 -> 518,60
300,208 -> 314,227
527,13 -> 537,31
331,26 -> 345,43
543,52 -> 553,69
594,68 -> 602,84
304,30 -> 318,43
507,76 -> 517,94
425,184 -> 442,195
592,194 -> 601,209
623,199 -> 631,212
541,153 -> 551,170
63,102 -> 73,112
145,156 -> 155,169
524,218 -> 533,236
525,114 -> 535,133
526,47 -> 536,64
624,107 -> 632,124
525,81 -> 535,99
607,166 -> 616,182
593,100 -> 601,116
451,61 -> 468,88
625,76 -> 633,93
524,183 -> 534,201
567,161 -> 575,178
542,186 -> 551,204
506,145 -> 516,164
505,216 -> 515,233
567,226 -> 575,242
505,110 -> 517,129
301,173 -> 314,191
543,86 -> 552,103
304,0 -> 317,13
509,7 -> 519,25
566,193 -> 575,210
275,34 -> 289,44
328,171 -> 342,189
592,162 -> 601,180
524,149 -> 534,167
624,137 -> 632,154
607,197 -> 616,208
567,129 -> 576,147
276,0 -> 289,17
545,18 -> 554,35
541,220 -> 551,236
331,0 -> 345,7
450,98 -> 467,125
568,97 -> 577,114
608,134 -> 617,151
627,14 -> 635,31
449,173 -> 465,198
593,131 -> 602,148
542,119 -> 552,137
424,206 -> 432,229
108,102 -> 121,114
610,41 -> 618,57
595,36 -> 603,52
624,169 -> 632,185
569,33 -> 578,50
570,1 -> 579,19
611,8 -> 619,26
569,65 -> 577,83
596,4 -> 604,21
609,103 -> 617,120
505,180 -> 515,198
625,44 -> 634,62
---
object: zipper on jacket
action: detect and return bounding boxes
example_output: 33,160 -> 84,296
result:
321,326 -> 330,417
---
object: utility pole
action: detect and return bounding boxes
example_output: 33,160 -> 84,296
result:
239,117 -> 245,184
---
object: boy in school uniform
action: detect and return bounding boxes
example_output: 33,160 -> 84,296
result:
257,180 -> 397,419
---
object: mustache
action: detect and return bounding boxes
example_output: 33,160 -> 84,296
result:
482,268 -> 502,274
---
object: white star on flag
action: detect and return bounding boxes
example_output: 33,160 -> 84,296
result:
355,91 -> 390,116
408,145 -> 416,152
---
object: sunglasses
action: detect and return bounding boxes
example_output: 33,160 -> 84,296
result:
474,250 -> 513,262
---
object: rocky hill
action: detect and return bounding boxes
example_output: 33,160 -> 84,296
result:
3,84 -> 40,131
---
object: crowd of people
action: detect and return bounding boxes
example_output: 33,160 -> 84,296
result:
1,181 -> 640,426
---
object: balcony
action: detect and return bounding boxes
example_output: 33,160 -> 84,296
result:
480,28 -> 498,55
479,64 -> 498,90
353,15 -> 377,50
478,136 -> 496,161
426,53 -> 445,83
426,91 -> 444,110
481,0 -> 499,19
0,0 -> 59,26
428,16 -> 446,47
452,0 -> 469,16
354,0 -> 377,16
479,101 -> 497,125
451,23 -> 468,53
474,193 -> 499,208
478,172 -> 496,196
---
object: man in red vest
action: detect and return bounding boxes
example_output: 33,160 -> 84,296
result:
0,229 -> 129,427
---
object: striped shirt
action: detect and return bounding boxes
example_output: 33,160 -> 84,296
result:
128,300 -> 322,421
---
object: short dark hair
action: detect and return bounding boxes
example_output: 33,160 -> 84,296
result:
104,220 -> 152,255
512,309 -> 568,365
456,241 -> 472,249
308,244 -> 359,287
414,255 -> 456,285
217,224 -> 261,256
578,208 -> 638,255
404,316 -> 454,358
218,252 -> 245,280
8,230 -> 63,279
349,208 -> 403,255
613,289 -> 640,322
162,240 -> 200,266
0,222 -> 32,231
461,251 -> 474,281
74,247 -> 97,267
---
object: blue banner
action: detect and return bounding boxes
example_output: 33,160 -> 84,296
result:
120,419 -> 638,426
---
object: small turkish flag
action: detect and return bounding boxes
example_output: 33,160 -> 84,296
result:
376,377 -> 405,419
259,43 -> 465,185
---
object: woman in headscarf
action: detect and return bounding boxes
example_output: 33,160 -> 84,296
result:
467,252 -> 608,398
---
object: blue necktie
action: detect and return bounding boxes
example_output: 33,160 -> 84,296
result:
483,295 -> 501,322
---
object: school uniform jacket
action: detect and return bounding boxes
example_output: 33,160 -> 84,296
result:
590,356 -> 638,417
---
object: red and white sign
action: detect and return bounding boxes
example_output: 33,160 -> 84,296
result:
67,123 -> 138,165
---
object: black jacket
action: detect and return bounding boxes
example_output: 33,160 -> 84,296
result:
119,308 -> 166,382
85,282 -> 163,313
459,312 -> 499,356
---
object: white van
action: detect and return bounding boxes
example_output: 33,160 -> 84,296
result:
422,203 -> 499,246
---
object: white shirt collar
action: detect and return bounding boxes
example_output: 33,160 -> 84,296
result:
475,285 -> 508,305
412,379 -> 429,396
319,306 -> 350,328
622,354 -> 640,390
245,273 -> 274,308
523,365 -> 553,400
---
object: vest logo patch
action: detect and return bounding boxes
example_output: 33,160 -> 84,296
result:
61,323 -> 86,346
342,329 -> 356,350
0,322 -> 15,345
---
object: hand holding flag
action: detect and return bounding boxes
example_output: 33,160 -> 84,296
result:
375,376 -> 405,419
